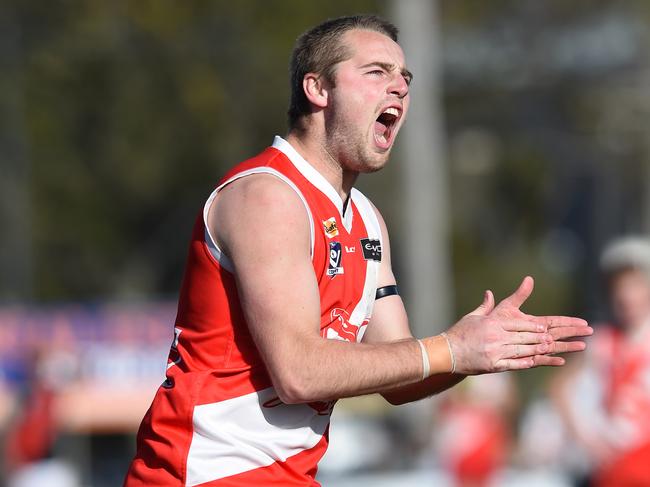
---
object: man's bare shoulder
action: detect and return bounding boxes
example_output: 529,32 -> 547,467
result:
218,173 -> 304,213
210,173 -> 311,258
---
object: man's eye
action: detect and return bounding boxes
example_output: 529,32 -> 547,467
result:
367,70 -> 385,76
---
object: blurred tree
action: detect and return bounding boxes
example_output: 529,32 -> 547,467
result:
3,0 -> 650,333
1,0 -> 384,301
440,0 -> 650,321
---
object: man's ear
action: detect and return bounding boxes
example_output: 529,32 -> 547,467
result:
303,73 -> 329,110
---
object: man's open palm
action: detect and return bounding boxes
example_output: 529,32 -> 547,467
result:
445,276 -> 593,374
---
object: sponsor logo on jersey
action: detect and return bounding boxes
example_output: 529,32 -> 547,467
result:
327,241 -> 344,276
360,238 -> 382,261
322,217 -> 339,238
345,245 -> 356,253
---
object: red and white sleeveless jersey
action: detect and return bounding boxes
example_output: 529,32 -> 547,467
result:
124,137 -> 383,486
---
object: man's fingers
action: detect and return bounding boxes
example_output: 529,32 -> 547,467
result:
530,315 -> 590,329
508,340 -> 585,358
549,326 -> 594,341
501,319 -> 547,333
495,352 -> 568,371
548,340 -> 587,355
531,355 -> 566,367
505,343 -> 552,358
506,331 -> 553,345
496,276 -> 534,311
466,290 -> 495,317
494,357 -> 535,371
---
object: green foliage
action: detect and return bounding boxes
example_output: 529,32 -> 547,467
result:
4,0 -> 384,300
5,0 -> 648,322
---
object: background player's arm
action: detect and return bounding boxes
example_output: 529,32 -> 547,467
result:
210,175 -> 591,405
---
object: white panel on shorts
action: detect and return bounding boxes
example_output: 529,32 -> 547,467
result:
185,387 -> 330,486
203,167 -> 315,272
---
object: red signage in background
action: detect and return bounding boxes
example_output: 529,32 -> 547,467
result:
0,303 -> 176,433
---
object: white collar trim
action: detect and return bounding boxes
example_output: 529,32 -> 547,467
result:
272,136 -> 345,214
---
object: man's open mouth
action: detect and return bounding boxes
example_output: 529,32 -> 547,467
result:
374,107 -> 400,149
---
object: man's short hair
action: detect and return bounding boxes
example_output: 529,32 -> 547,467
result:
288,14 -> 399,130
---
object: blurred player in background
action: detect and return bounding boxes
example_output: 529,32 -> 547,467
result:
552,237 -> 650,487
124,14 -> 592,486
434,373 -> 517,487
4,348 -> 80,487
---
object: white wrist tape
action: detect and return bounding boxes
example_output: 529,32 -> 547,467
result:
440,332 -> 456,374
416,339 -> 430,380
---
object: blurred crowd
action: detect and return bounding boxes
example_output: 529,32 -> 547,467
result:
0,304 -> 172,487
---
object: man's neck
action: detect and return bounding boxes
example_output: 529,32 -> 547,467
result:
285,131 -> 358,202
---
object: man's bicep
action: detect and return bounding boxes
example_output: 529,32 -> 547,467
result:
209,175 -> 322,373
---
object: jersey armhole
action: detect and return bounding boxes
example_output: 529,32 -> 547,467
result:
350,188 -> 384,334
203,168 -> 315,273
351,188 -> 382,245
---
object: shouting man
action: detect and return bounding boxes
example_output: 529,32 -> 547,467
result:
124,15 -> 592,486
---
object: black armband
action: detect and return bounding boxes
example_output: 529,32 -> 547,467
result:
375,285 -> 399,300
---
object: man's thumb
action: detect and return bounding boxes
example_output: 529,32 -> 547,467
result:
467,290 -> 495,316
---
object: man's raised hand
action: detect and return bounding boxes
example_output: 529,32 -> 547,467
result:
435,276 -> 593,375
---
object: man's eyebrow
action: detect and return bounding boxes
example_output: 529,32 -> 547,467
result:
360,62 -> 413,84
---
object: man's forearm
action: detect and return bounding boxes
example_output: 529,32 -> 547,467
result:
269,335 -> 453,404
381,373 -> 466,406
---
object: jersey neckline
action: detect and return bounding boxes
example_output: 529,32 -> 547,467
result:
272,136 -> 354,232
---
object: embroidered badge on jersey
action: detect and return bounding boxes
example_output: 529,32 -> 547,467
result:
327,241 -> 344,276
360,238 -> 382,261
323,217 -> 339,238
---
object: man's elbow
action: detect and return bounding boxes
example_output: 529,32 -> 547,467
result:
276,386 -> 307,405
274,374 -> 316,405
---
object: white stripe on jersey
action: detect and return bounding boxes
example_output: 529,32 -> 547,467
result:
348,188 -> 382,341
185,387 -> 330,486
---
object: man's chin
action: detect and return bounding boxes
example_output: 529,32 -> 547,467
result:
358,153 -> 390,173
362,165 -> 385,174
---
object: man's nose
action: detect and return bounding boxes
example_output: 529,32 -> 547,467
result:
388,73 -> 409,99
